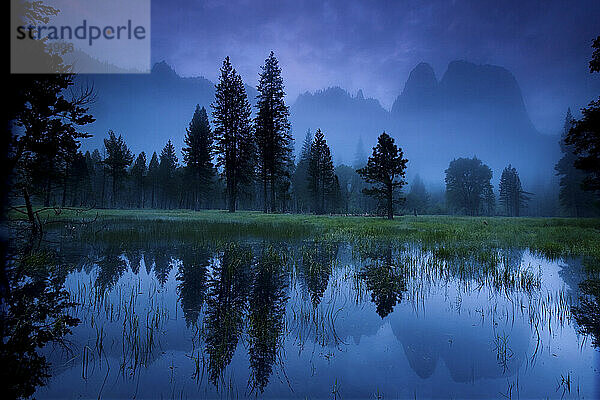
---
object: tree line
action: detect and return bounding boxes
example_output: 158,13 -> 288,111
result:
7,39 -> 600,225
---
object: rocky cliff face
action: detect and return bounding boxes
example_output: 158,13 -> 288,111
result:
392,60 -> 536,134
80,60 -> 558,184
391,62 -> 439,114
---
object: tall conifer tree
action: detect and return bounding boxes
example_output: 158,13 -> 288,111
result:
255,52 -> 293,212
307,129 -> 336,214
212,57 -> 255,212
182,105 -> 214,209
103,131 -> 133,208
499,164 -> 531,217
555,109 -> 596,216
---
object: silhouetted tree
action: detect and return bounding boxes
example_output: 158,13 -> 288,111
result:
159,140 -> 178,208
147,152 -> 159,208
445,157 -> 493,216
334,164 -> 357,214
307,129 -> 336,214
556,109 -> 596,216
590,35 -> 600,74
9,69 -> 94,230
182,105 -> 214,210
255,52 -> 293,213
482,182 -> 496,216
103,131 -> 133,208
357,132 -> 408,220
499,164 -> 530,217
212,57 -> 255,212
405,175 -> 429,215
292,129 -> 313,212
565,36 -> 600,195
353,136 -> 368,170
130,152 -> 147,208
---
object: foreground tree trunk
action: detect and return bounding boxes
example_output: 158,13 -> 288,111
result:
387,185 -> 394,220
23,187 -> 38,235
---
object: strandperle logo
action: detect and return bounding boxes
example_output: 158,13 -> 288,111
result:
16,19 -> 147,47
11,0 -> 151,74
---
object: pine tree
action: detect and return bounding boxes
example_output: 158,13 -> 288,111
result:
131,152 -> 147,208
307,129 -> 336,214
499,164 -> 531,217
87,149 -> 105,207
159,140 -> 179,208
405,175 -> 429,215
292,129 -> 312,212
103,130 -> 133,208
555,109 -> 596,216
255,52 -> 293,213
65,151 -> 89,207
9,68 -> 94,230
565,36 -> 600,195
482,182 -> 496,216
353,136 -> 368,169
212,57 -> 255,212
148,152 -> 159,208
182,105 -> 214,210
357,132 -> 408,219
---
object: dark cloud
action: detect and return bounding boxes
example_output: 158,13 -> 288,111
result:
151,0 -> 600,134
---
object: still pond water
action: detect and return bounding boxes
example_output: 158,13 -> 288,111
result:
31,228 -> 599,399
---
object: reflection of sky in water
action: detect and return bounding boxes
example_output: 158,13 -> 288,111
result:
35,244 -> 599,399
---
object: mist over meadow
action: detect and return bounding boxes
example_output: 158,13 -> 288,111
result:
77,57 -> 560,214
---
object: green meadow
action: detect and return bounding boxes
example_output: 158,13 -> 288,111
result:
22,208 -> 600,262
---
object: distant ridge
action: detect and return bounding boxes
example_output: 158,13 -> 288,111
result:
80,61 -> 256,156
80,60 -> 558,184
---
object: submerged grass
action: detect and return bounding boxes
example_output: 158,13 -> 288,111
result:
15,208 -> 600,262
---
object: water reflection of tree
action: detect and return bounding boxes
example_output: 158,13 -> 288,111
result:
124,248 -> 143,275
1,250 -> 79,399
572,278 -> 600,348
150,246 -> 174,286
176,246 -> 211,327
298,243 -> 337,306
204,244 -> 252,387
95,244 -> 127,290
247,246 -> 289,393
361,245 -> 406,318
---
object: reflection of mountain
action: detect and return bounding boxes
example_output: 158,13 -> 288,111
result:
388,300 -> 529,382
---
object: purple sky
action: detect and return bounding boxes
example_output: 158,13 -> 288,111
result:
151,0 -> 600,134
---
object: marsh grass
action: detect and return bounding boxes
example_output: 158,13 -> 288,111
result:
18,208 -> 600,263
